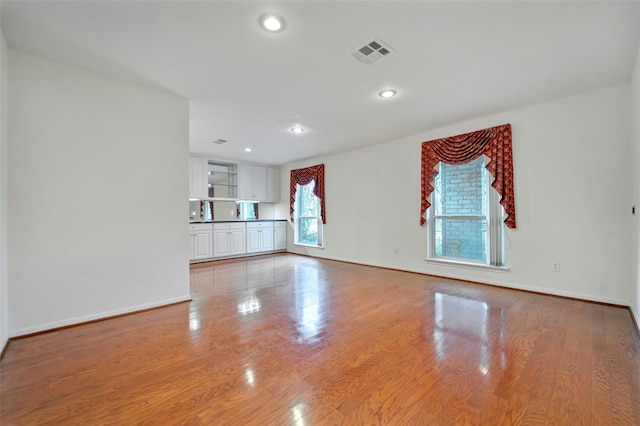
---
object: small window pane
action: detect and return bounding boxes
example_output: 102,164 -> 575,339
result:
435,157 -> 486,216
299,181 -> 318,217
434,219 -> 487,261
299,218 -> 318,245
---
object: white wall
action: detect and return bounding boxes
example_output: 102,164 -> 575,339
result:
631,44 -> 640,324
8,51 -> 191,336
279,84 -> 634,306
0,13 -> 8,350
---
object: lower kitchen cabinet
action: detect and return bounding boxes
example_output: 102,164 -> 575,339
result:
189,224 -> 213,260
190,221 -> 287,263
274,221 -> 287,250
213,222 -> 246,257
246,221 -> 274,253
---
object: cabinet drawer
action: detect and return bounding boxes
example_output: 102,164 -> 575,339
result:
190,223 -> 213,231
213,222 -> 246,231
273,221 -> 286,228
246,221 -> 273,229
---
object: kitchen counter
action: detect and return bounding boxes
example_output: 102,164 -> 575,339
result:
189,219 -> 287,224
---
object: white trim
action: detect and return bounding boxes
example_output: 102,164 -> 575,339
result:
631,305 -> 640,334
189,249 -> 286,263
487,182 -> 505,266
423,257 -> 510,273
293,242 -> 324,249
9,295 -> 192,338
288,252 -> 632,308
432,215 -> 486,221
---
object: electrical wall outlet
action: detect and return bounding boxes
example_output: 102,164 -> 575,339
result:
552,261 -> 561,272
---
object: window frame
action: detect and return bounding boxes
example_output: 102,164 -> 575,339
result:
294,182 -> 323,248
426,160 -> 507,270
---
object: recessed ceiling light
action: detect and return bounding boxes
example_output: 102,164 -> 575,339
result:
291,126 -> 304,134
378,89 -> 397,98
244,147 -> 252,152
260,14 -> 285,32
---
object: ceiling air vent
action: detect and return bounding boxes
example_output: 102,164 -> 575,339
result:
351,38 -> 394,65
212,139 -> 227,144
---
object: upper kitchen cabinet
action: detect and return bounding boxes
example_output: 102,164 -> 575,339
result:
239,164 -> 280,202
208,161 -> 238,200
266,167 -> 280,203
189,158 -> 238,200
239,164 -> 266,201
189,157 -> 208,199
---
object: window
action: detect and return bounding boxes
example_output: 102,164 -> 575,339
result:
427,156 -> 505,266
295,181 -> 323,246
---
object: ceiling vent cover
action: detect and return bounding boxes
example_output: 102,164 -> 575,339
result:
351,38 -> 394,65
212,139 -> 227,144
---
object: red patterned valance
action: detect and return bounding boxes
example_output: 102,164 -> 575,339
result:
290,164 -> 326,224
420,124 -> 516,228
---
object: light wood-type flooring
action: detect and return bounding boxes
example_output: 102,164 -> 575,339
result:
1,253 -> 639,425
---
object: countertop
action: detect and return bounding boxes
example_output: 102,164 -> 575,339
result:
189,219 -> 287,224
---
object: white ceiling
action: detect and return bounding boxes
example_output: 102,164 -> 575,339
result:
2,1 -> 640,166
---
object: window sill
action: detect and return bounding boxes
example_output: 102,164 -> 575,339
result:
424,257 -> 510,273
294,243 -> 324,249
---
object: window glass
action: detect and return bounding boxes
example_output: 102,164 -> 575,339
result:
296,181 -> 322,246
434,157 -> 486,216
434,219 -> 487,260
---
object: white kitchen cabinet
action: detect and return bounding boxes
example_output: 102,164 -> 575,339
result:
238,164 -> 252,199
274,221 -> 287,250
208,161 -> 238,200
266,167 -> 280,203
213,222 -> 246,257
252,166 -> 267,200
189,157 -> 208,199
246,221 -> 274,253
189,224 -> 213,260
239,164 -> 267,201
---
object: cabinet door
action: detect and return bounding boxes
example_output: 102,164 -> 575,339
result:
189,157 -> 208,199
238,164 -> 254,200
274,224 -> 287,250
230,229 -> 246,255
261,226 -> 274,251
214,230 -> 231,257
193,230 -> 213,259
266,167 -> 280,202
246,228 -> 261,253
252,166 -> 267,201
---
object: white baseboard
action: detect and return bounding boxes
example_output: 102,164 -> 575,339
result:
0,335 -> 8,357
631,305 -> 640,334
295,251 -> 632,308
9,295 -> 192,338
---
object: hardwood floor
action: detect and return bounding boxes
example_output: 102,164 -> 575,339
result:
1,253 -> 639,425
